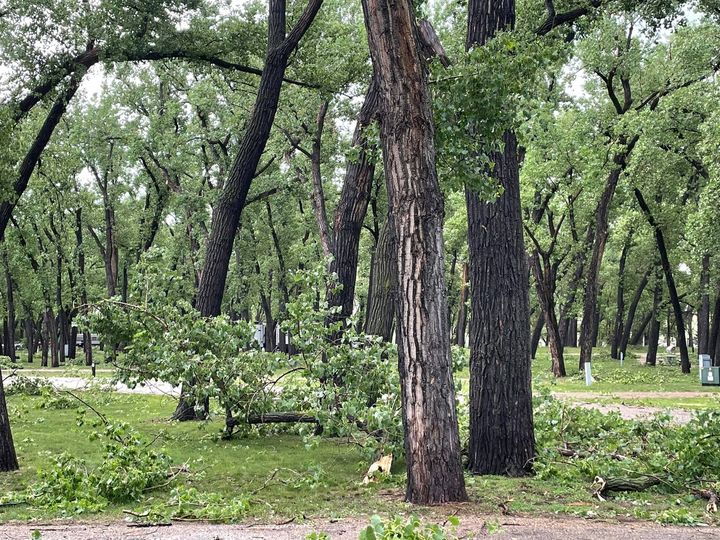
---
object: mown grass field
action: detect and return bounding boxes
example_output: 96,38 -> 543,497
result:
1,346 -> 719,526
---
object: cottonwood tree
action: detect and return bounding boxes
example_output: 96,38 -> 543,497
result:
361,0 -> 467,504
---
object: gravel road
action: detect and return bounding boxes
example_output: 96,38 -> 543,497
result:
1,515 -> 718,539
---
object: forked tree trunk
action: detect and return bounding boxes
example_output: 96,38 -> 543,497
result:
635,188 -> 690,373
529,248 -> 565,377
579,139 -> 637,368
181,0 -> 323,421
465,0 -> 534,476
362,0 -> 467,503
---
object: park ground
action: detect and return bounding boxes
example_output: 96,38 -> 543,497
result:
1,346 -> 719,539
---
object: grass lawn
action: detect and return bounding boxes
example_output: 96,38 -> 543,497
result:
1,347 -> 719,526
532,347 -> 720,395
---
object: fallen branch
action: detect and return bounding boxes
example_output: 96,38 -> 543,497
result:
592,475 -> 661,501
692,488 -> 719,513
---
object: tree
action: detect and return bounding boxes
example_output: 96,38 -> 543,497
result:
361,0 -> 467,504
464,0 -> 535,477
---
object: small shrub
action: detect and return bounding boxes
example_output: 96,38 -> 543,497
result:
359,515 -> 459,540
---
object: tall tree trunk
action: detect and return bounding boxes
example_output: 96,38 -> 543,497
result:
3,252 -> 15,361
619,268 -> 650,358
646,268 -> 663,366
531,312 -> 544,359
0,366 -> 18,471
327,78 -> 379,326
634,188 -> 690,373
182,0 -> 322,421
47,308 -> 58,368
579,139 -> 637,368
709,288 -> 720,366
24,318 -> 34,363
308,100 -> 332,259
454,262 -> 468,347
362,0 -> 467,503
74,207 -> 93,366
631,312 -> 652,346
530,252 -> 565,376
364,219 -> 395,341
194,0 -> 323,318
465,0 -> 534,476
611,230 -> 633,358
698,254 -> 711,354
0,72 -> 83,240
56,252 -> 66,364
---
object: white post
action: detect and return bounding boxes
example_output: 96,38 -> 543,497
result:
584,362 -> 593,386
620,351 -> 624,367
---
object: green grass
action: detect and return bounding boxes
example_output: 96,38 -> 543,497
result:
1,386 -> 718,526
532,347 -> 720,394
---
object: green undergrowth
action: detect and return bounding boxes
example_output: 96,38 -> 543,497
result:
2,389 -> 719,527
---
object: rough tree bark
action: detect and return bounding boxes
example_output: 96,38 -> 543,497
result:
361,0 -> 467,503
465,0 -> 535,476
194,0 -> 323,318
364,219 -> 395,341
327,78 -> 380,325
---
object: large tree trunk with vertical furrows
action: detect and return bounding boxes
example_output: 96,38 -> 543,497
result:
362,0 -> 467,504
327,78 -> 379,325
465,0 -> 534,476
179,0 -> 322,421
364,219 -> 395,342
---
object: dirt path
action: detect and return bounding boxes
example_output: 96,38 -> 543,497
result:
4,374 -> 180,397
552,391 -> 719,424
557,391 -> 718,399
1,515 -> 717,539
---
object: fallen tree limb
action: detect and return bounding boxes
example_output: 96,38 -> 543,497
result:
592,475 -> 661,500
692,488 -> 719,513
